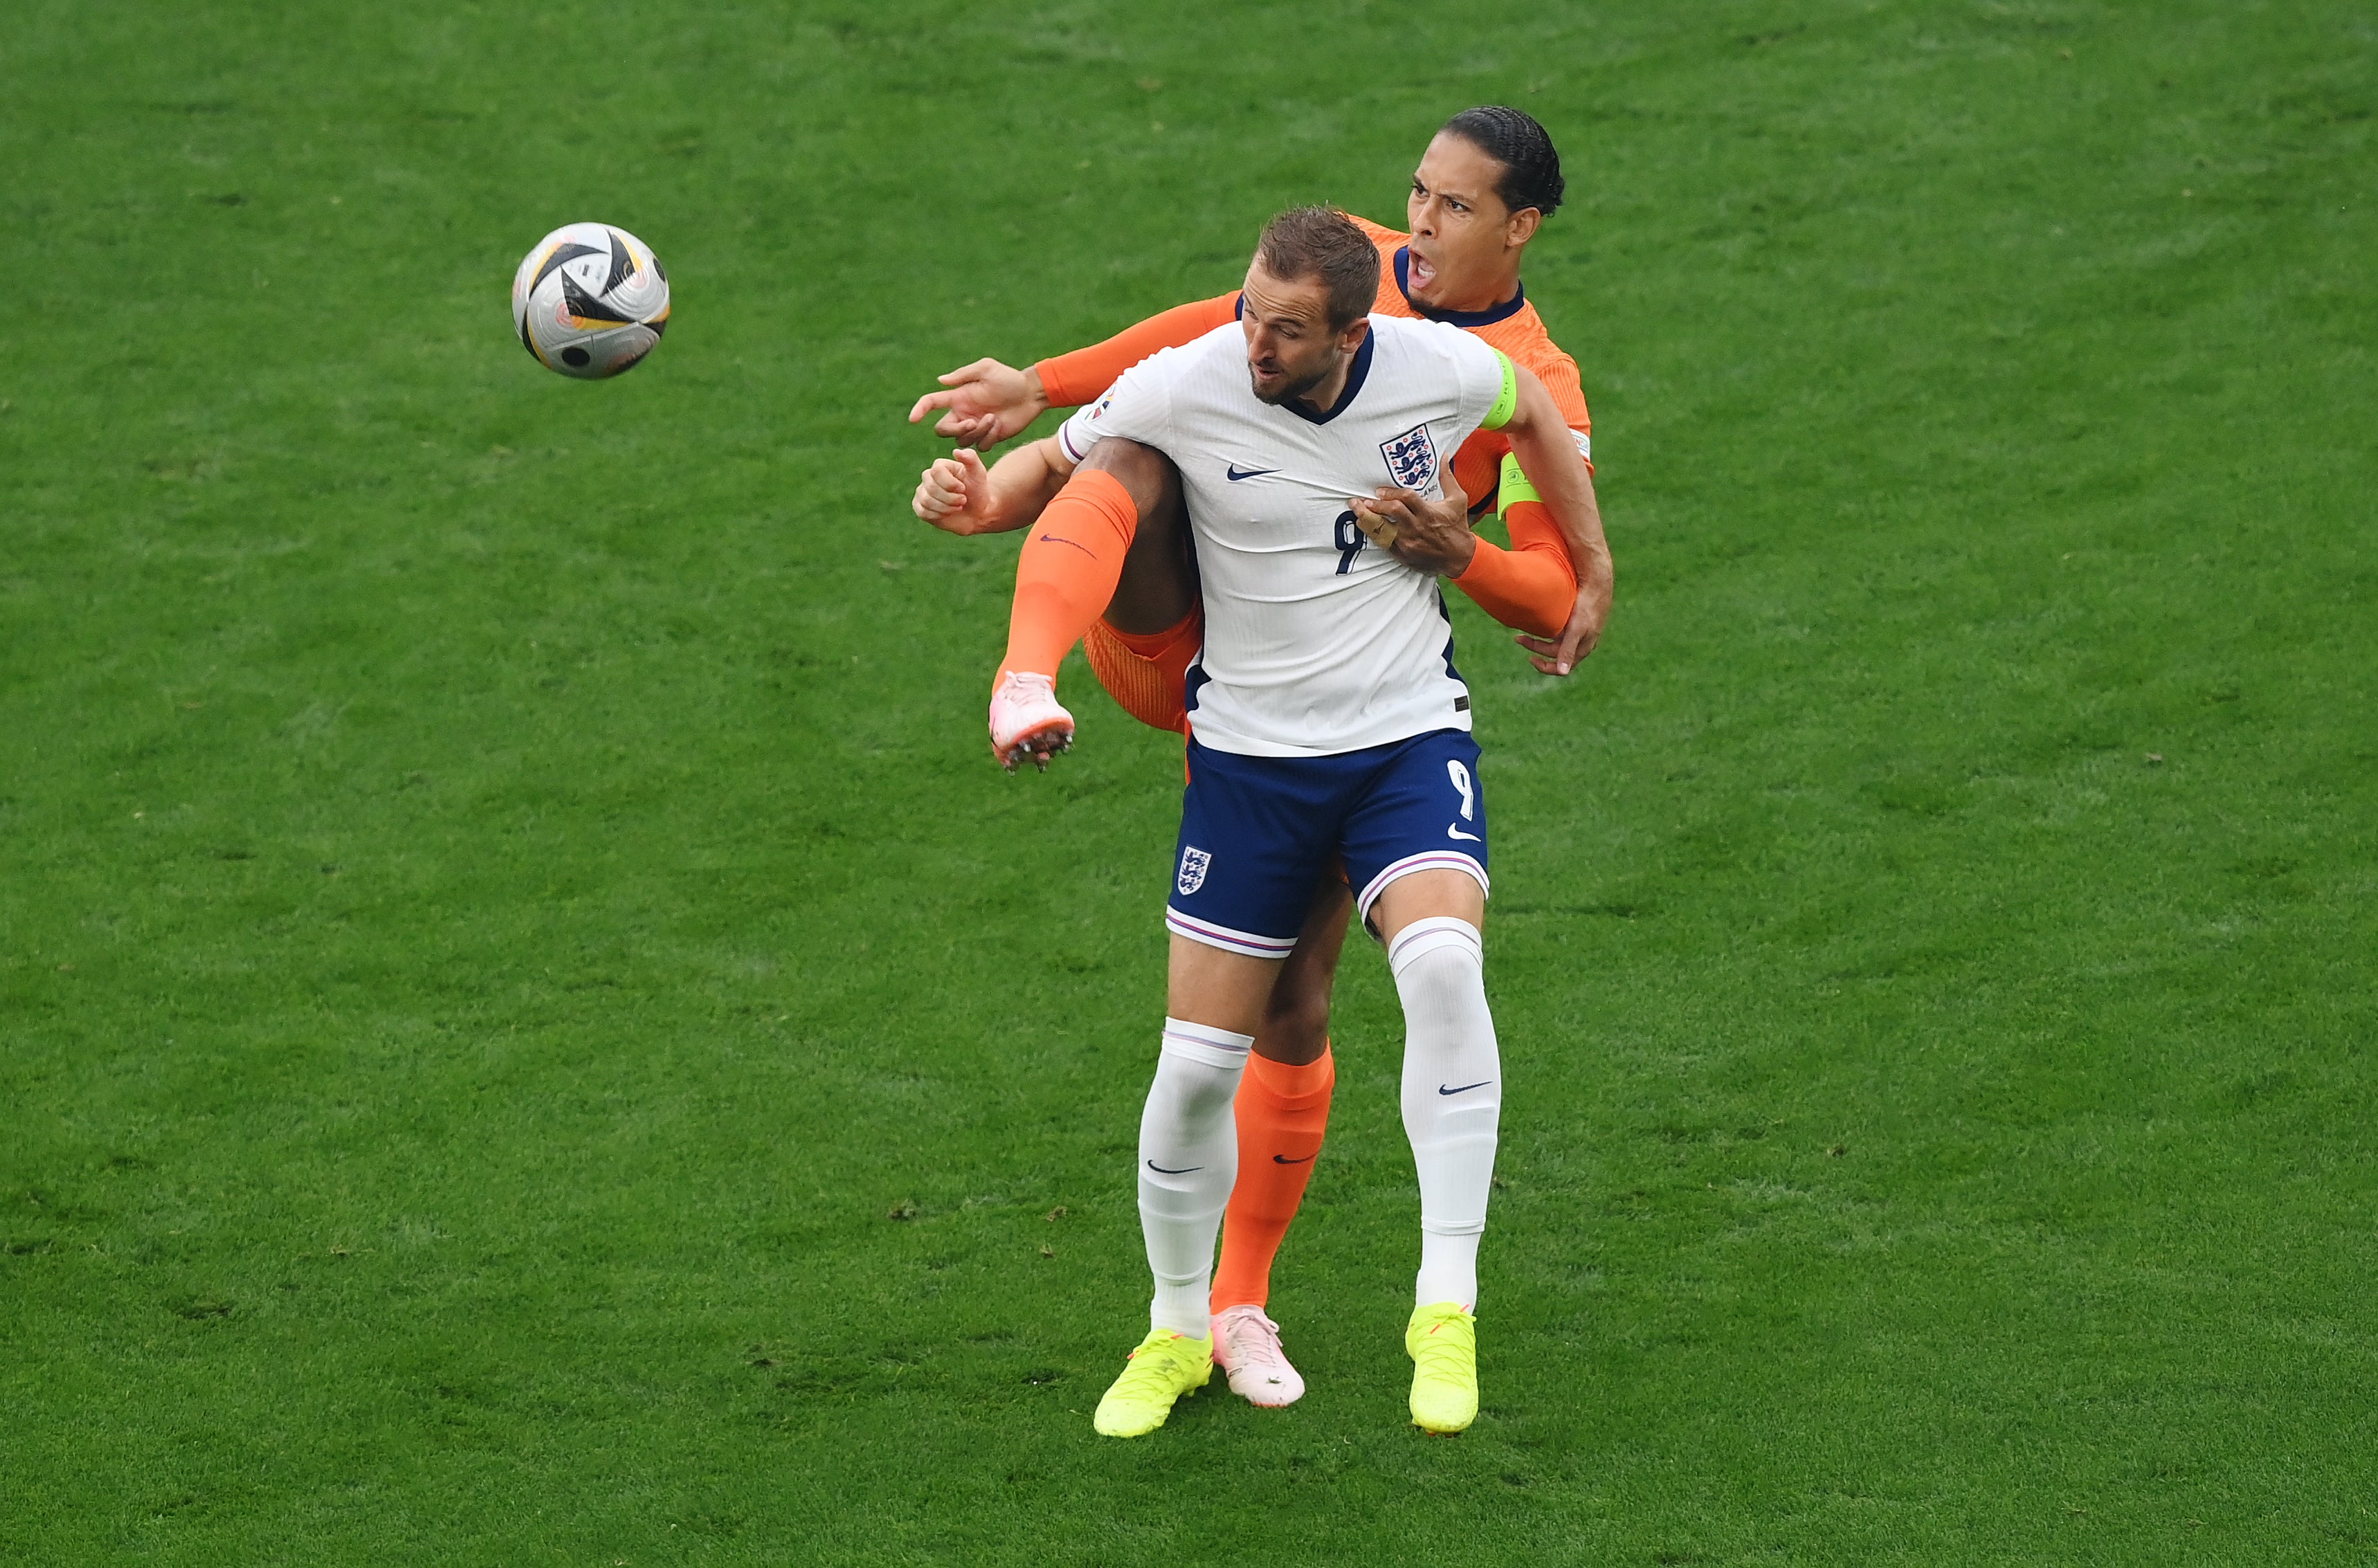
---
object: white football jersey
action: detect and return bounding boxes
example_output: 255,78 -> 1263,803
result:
1057,314 -> 1515,759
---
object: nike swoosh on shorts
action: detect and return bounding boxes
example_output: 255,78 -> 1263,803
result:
1437,1080 -> 1494,1096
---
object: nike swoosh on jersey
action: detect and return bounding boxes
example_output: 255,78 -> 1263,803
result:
1448,825 -> 1482,842
1145,1159 -> 1204,1174
1225,464 -> 1280,482
1437,1080 -> 1494,1096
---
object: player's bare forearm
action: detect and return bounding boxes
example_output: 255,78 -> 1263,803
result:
1501,374 -> 1600,573
1503,372 -> 1614,672
913,436 -> 1077,536
972,437 -> 1078,534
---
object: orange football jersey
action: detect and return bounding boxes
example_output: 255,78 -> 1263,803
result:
1345,215 -> 1592,508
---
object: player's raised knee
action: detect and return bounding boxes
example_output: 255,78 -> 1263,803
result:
1078,435 -> 1180,520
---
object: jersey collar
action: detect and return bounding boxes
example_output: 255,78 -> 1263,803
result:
1279,330 -> 1375,426
1393,247 -> 1527,328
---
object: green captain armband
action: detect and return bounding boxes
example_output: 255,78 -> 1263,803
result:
1481,349 -> 1519,431
1496,450 -> 1540,516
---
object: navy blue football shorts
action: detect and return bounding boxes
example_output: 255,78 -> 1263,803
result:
1165,728 -> 1489,959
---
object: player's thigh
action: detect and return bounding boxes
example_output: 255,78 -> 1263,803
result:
1093,444 -> 1195,635
1078,435 -> 1179,520
1255,877 -> 1354,1066
1370,868 -> 1486,947
1167,742 -> 1350,973
1167,936 -> 1285,1039
1337,729 -> 1491,937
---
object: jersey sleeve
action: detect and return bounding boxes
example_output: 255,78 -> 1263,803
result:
1035,293 -> 1240,408
1480,349 -> 1519,431
1055,345 -> 1178,465
1530,347 -> 1591,439
1504,329 -> 1592,464
1447,452 -> 1576,637
1451,536 -> 1570,637
1442,327 -> 1516,437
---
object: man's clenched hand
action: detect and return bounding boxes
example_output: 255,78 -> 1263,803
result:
913,448 -> 997,535
907,358 -> 1048,450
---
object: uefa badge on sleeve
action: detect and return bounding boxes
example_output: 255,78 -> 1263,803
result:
1177,846 -> 1212,896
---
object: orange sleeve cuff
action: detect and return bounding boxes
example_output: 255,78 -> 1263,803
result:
1451,502 -> 1574,637
1036,293 -> 1240,408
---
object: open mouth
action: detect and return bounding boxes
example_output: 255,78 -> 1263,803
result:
1248,361 -> 1298,403
1406,248 -> 1439,293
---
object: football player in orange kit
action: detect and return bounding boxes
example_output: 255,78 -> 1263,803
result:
908,107 -> 1610,1410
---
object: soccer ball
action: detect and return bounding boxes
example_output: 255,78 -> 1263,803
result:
511,223 -> 671,379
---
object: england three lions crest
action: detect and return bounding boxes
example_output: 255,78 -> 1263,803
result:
1379,423 -> 1439,491
1177,846 -> 1212,895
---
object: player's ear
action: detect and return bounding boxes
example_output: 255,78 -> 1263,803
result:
1338,316 -> 1372,354
1507,206 -> 1542,249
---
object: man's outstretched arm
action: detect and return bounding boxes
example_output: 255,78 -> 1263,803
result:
1498,369 -> 1613,673
907,293 -> 1240,449
1354,367 -> 1611,672
1350,462 -> 1574,641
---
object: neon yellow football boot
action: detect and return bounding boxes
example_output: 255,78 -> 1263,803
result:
1406,1302 -> 1479,1434
1093,1327 -> 1214,1438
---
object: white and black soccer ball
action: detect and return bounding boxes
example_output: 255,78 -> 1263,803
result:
511,222 -> 670,379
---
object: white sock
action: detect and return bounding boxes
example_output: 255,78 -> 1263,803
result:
1390,916 -> 1500,1311
1137,1017 -> 1252,1336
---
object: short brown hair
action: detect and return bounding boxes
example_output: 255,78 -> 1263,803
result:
1253,206 -> 1380,331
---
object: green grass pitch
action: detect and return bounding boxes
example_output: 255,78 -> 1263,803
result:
3,1 -> 2373,1561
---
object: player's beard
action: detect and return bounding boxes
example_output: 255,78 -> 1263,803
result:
1249,355 -> 1335,408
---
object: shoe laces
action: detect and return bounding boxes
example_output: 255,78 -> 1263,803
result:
1111,1331 -> 1198,1394
1409,1306 -> 1473,1376
1217,1306 -> 1285,1364
995,670 -> 1058,704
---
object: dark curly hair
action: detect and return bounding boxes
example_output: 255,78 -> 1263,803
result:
1439,105 -> 1565,219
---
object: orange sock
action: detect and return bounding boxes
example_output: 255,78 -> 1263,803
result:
997,468 -> 1138,687
1210,1046 -> 1336,1313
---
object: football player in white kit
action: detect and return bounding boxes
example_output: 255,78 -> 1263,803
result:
962,208 -> 1608,1437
